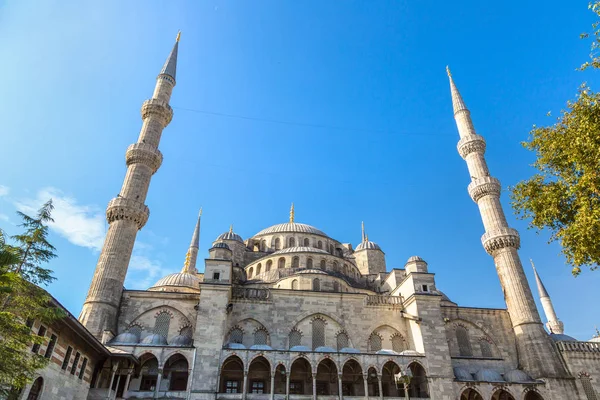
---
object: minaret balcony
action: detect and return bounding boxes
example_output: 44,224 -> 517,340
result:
468,176 -> 501,202
125,143 -> 163,173
141,98 -> 173,126
457,134 -> 486,159
106,197 -> 150,230
481,227 -> 520,255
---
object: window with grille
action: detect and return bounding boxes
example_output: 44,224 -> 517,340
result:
580,375 -> 598,400
456,325 -> 473,356
32,325 -> 46,354
291,279 -> 298,290
336,332 -> 349,350
78,357 -> 87,380
251,381 -> 265,393
312,318 -> 325,349
313,278 -> 320,291
128,325 -> 142,339
226,381 -> 240,393
289,330 -> 302,348
45,334 -> 57,359
368,333 -> 382,352
154,312 -> 171,339
180,326 -> 193,338
254,329 -> 268,345
391,334 -> 406,352
71,352 -> 80,375
480,339 -> 493,358
62,346 -> 73,370
229,328 -> 244,344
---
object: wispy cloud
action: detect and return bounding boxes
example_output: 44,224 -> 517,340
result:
0,185 -> 9,197
0,214 -> 9,223
14,187 -> 105,251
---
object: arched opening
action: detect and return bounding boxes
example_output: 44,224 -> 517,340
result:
164,354 -> 189,391
220,356 -> 244,393
524,392 -> 544,400
391,334 -> 407,352
289,358 -> 312,395
367,367 -> 379,397
342,359 -> 364,396
248,267 -> 253,279
407,362 -> 429,398
491,389 -> 516,400
247,356 -> 271,394
368,333 -> 382,352
320,259 -> 326,269
260,240 -> 267,252
274,238 -> 281,250
317,241 -> 323,249
343,264 -> 348,275
266,260 -> 272,272
460,388 -> 484,400
278,258 -> 285,269
313,278 -> 321,292
289,238 -> 295,247
139,354 -> 160,391
304,238 -> 310,246
381,361 -> 401,397
316,359 -> 338,395
26,377 -> 43,400
256,263 -> 262,275
254,329 -> 268,346
307,258 -> 313,269
333,262 -> 339,272
274,364 -> 287,394
456,325 -> 473,356
312,318 -> 325,349
228,327 -> 244,344
291,279 -> 298,290
292,256 -> 300,268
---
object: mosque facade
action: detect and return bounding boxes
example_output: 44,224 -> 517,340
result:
17,35 -> 600,400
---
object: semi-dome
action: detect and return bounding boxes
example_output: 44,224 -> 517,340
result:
550,333 -> 577,342
474,369 -> 504,382
355,240 -> 381,251
149,272 -> 201,291
216,231 -> 243,242
141,333 -> 168,346
453,367 -> 474,381
111,332 -> 139,345
504,369 -> 533,383
254,222 -> 327,237
170,334 -> 193,347
407,256 -> 425,263
272,247 -> 329,255
211,242 -> 231,250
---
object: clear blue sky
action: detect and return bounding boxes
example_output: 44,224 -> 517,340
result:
0,0 -> 598,340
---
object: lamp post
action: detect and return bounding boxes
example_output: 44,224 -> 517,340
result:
394,368 -> 413,400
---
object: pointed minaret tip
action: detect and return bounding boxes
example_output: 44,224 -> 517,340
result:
446,66 -> 467,115
446,65 -> 452,77
160,33 -> 180,82
176,30 -> 181,42
530,259 -> 550,298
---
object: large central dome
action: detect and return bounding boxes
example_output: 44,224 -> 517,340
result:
254,222 -> 328,237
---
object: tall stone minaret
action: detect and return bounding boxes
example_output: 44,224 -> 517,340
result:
79,33 -> 181,338
531,260 -> 564,334
447,68 -> 566,378
182,209 -> 202,274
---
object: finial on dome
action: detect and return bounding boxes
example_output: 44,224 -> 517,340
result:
198,207 -> 202,217
290,203 -> 295,223
365,233 -> 369,242
229,224 -> 233,233
361,221 -> 366,243
176,30 -> 181,42
595,326 -> 600,338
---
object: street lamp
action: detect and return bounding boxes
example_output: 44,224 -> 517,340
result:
394,368 -> 413,400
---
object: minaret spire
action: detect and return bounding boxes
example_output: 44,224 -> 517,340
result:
530,259 -> 564,334
79,34 -> 181,338
290,203 -> 295,223
182,209 -> 202,274
361,221 -> 366,243
448,69 -> 567,378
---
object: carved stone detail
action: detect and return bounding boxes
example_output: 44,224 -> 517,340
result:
106,197 -> 150,229
141,98 -> 173,126
457,134 -> 486,159
468,177 -> 501,202
125,143 -> 163,173
481,227 -> 520,255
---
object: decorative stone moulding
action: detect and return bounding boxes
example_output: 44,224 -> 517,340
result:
481,227 -> 520,255
468,176 -> 501,202
141,98 -> 173,125
125,143 -> 163,173
106,197 -> 150,229
457,134 -> 486,159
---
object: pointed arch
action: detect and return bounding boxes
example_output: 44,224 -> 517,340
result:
290,357 -> 312,395
491,389 -> 515,400
368,332 -> 382,352
455,324 -> 472,356
460,388 -> 484,400
247,356 -> 271,394
220,356 -> 244,393
341,359 -> 364,396
316,358 -> 339,395
312,316 -> 326,349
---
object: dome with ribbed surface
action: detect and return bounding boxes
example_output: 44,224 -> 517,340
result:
111,332 -> 139,345
211,242 -> 231,250
474,369 -> 504,382
272,247 -> 329,255
355,240 -> 381,251
216,231 -> 243,242
149,272 -> 201,291
254,222 -> 327,237
170,334 -> 193,347
141,333 -> 168,346
407,256 -> 425,263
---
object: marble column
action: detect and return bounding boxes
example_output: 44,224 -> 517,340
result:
154,368 -> 163,399
377,375 -> 383,400
312,373 -> 317,400
270,373 -> 275,400
123,372 -> 132,399
242,371 -> 249,400
362,374 -> 369,400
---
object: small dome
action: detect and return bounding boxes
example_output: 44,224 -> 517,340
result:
149,272 -> 201,291
226,343 -> 246,349
550,333 -> 577,342
589,336 -> 600,343
254,222 -> 327,237
474,369 -> 504,382
399,350 -> 421,356
250,344 -> 273,350
454,367 -> 474,381
315,346 -> 336,352
211,242 -> 231,250
170,335 -> 193,347
339,347 -> 360,353
375,349 -> 398,355
290,345 -> 311,352
111,332 -> 139,345
407,256 -> 426,263
504,369 -> 533,383
216,231 -> 243,242
141,333 -> 168,346
355,241 -> 381,251
272,247 -> 329,255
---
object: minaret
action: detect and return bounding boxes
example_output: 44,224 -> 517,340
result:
531,260 -> 564,334
447,68 -> 566,378
182,209 -> 202,274
79,33 -> 181,338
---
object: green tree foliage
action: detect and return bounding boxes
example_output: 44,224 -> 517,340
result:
510,2 -> 600,276
0,201 -> 64,396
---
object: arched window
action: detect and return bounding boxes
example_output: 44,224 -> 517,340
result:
524,391 -> 544,400
329,244 -> 334,254
289,329 -> 302,348
307,258 -> 313,269
320,259 -> 326,269
229,327 -> 244,344
337,248 -> 344,257
26,377 -> 43,400
140,356 -> 159,391
278,258 -> 285,269
460,388 -> 483,400
332,281 -> 339,292
128,325 -> 142,339
317,241 -> 323,249
274,238 -> 281,250
256,263 -> 262,275
180,326 -> 193,338
333,262 -> 339,272
154,311 -> 171,339
291,279 -> 298,290
368,333 -> 382,352
480,339 -> 493,358
580,373 -> 597,400
408,363 -> 429,398
391,334 -> 406,352
260,240 -> 266,252
304,238 -> 310,246
292,256 -> 299,268
254,329 -> 268,345
164,354 -> 189,391
266,260 -> 272,272
456,325 -> 473,356
248,267 -> 253,279
313,278 -> 320,291
336,332 -> 349,350
289,237 -> 295,247
491,389 -> 515,400
312,318 -> 325,349
343,264 -> 348,275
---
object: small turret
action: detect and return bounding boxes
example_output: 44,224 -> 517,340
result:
531,260 -> 564,334
354,221 -> 385,275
